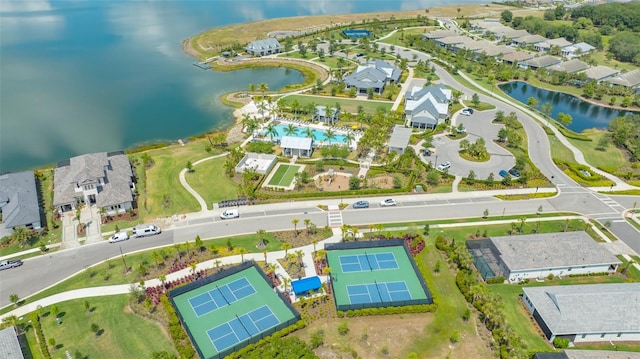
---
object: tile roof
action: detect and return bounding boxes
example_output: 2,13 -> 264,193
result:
490,231 -> 621,271
0,171 -> 40,229
523,283 -> 640,336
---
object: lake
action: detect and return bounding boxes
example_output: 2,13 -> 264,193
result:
499,81 -> 638,132
1,0 -> 489,172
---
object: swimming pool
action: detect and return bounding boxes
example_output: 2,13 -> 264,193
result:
261,124 -> 347,144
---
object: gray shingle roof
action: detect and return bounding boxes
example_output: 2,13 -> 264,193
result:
436,35 -> 473,45
421,30 -> 458,40
563,42 -> 595,54
581,65 -> 619,81
405,85 -> 450,125
502,51 -> 535,63
0,171 -> 40,229
388,125 -> 412,150
522,55 -> 562,68
0,326 -> 24,359
344,60 -> 401,89
549,59 -> 590,74
280,136 -> 312,150
53,152 -> 133,208
245,38 -> 281,52
523,283 -> 640,336
608,69 -> 640,88
564,350 -> 640,359
515,34 -> 549,44
477,44 -> 516,57
491,231 -> 621,271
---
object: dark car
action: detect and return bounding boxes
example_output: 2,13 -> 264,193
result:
508,168 -> 521,177
352,200 -> 370,209
499,169 -> 509,177
0,259 -> 24,271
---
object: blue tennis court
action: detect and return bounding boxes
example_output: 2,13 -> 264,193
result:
347,281 -> 411,305
207,305 -> 280,352
339,252 -> 398,272
188,277 -> 256,317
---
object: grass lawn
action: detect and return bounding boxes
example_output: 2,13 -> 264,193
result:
378,27 -> 435,47
436,219 -> 588,241
267,164 -> 300,186
35,295 -> 176,359
312,56 -> 358,69
130,141 -> 220,221
488,275 -> 630,353
281,94 -> 393,114
566,129 -> 628,171
549,134 -> 577,164
462,100 -> 496,111
185,156 -> 239,209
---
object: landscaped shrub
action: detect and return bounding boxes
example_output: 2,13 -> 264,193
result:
553,337 -> 570,348
486,276 -> 506,284
29,312 -> 51,359
160,296 -> 196,359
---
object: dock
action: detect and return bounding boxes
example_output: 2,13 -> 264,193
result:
193,62 -> 211,70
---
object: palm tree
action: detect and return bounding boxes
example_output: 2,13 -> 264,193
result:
263,250 -> 268,263
264,123 -> 278,142
294,250 -> 305,269
284,124 -> 298,137
324,129 -> 337,144
189,262 -> 197,275
304,219 -> 312,237
283,277 -> 292,292
248,83 -> 256,94
292,218 -> 300,237
291,99 -> 300,120
280,242 -> 292,256
343,131 -> 355,148
237,247 -> 248,262
159,274 -> 167,288
258,82 -> 269,99
303,127 -> 316,141
368,224 -> 374,240
257,100 -> 268,121
257,229 -> 267,247
214,259 -> 222,271
352,227 -> 360,241
276,97 -> 286,118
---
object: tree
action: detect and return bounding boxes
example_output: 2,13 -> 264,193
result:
471,93 -> 480,107
483,209 -> 489,219
284,123 -> 298,137
527,97 -> 538,108
557,112 -> 572,127
485,172 -> 495,185
304,219 -> 312,237
257,229 -> 267,247
294,250 -> 305,268
49,338 -> 57,351
501,10 -> 513,23
91,323 -> 100,337
84,300 -> 91,314
280,242 -> 292,256
540,102 -> 553,119
237,247 -> 248,262
264,123 -> 279,142
324,129 -> 337,144
303,127 -> 316,141
9,294 -> 19,307
292,218 -> 300,237
258,82 -> 269,100
185,161 -> 193,173
497,128 -> 508,142
501,173 -> 512,186
465,170 -> 476,184
50,304 -> 59,319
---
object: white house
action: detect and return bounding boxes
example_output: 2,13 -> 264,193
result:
404,84 -> 452,130
0,171 -> 42,235
53,152 -> 135,215
344,60 -> 402,95
561,42 -> 595,59
522,283 -> 640,344
280,136 -> 313,157
388,125 -> 412,155
245,38 -> 282,56
467,231 -> 621,282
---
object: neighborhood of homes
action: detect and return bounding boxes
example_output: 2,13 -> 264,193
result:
2,23 -> 640,354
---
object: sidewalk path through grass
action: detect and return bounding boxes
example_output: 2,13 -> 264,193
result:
179,152 -> 229,212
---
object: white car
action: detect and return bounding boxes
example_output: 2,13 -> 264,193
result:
461,108 -> 474,116
437,161 -> 451,171
108,232 -> 129,243
380,199 -> 397,207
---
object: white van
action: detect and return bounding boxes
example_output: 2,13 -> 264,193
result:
108,232 -> 129,243
220,209 -> 239,219
132,224 -> 161,238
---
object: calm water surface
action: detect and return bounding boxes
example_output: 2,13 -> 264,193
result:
499,81 -> 638,132
1,0 -> 487,172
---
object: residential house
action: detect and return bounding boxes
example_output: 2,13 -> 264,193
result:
511,34 -> 548,47
0,326 -> 25,359
498,29 -> 530,42
581,65 -> 619,83
522,283 -> 640,344
469,19 -> 502,34
388,125 -> 413,155
312,105 -> 339,125
0,171 -> 42,235
344,59 -> 401,95
535,38 -> 573,52
421,30 -> 458,40
433,35 -> 474,51
460,39 -> 497,53
245,38 -> 282,56
534,350 -> 640,359
548,59 -> 589,74
520,55 -> 562,70
501,51 -> 535,65
561,42 -> 595,59
53,152 -> 135,215
405,84 -> 452,130
607,69 -> 640,89
280,136 -> 313,157
474,44 -> 516,60
466,231 -> 621,282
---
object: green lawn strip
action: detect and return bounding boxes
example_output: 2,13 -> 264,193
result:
626,216 -> 640,232
281,94 -> 392,114
33,295 -> 176,358
130,143 -> 214,220
615,255 -> 640,282
549,134 -> 577,164
0,233 -> 284,315
462,100 -> 496,111
494,192 -> 557,200
101,218 -> 146,235
569,344 -> 640,353
404,245 -> 475,357
434,219 -> 587,240
589,219 -> 619,242
566,130 -> 630,173
185,157 -> 239,209
377,27 -> 433,47
605,189 -> 640,195
489,275 -> 630,354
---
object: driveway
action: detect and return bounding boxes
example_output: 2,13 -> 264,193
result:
432,108 -> 515,179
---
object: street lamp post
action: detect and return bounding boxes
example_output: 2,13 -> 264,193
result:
434,155 -> 439,167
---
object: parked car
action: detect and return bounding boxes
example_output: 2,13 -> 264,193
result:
352,200 -> 370,209
355,53 -> 365,57
423,148 -> 432,156
499,169 -> 509,177
508,168 -> 521,178
461,108 -> 474,116
108,232 -> 129,243
132,224 -> 161,238
380,199 -> 397,207
0,259 -> 23,271
437,161 -> 451,171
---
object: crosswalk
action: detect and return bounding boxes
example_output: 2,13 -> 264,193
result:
327,210 -> 343,228
591,193 -> 627,214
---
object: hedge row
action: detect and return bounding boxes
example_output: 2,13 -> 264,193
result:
29,312 -> 51,359
336,304 -> 437,318
556,126 -> 592,141
160,296 -> 196,359
225,320 -> 306,359
568,272 -> 608,278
